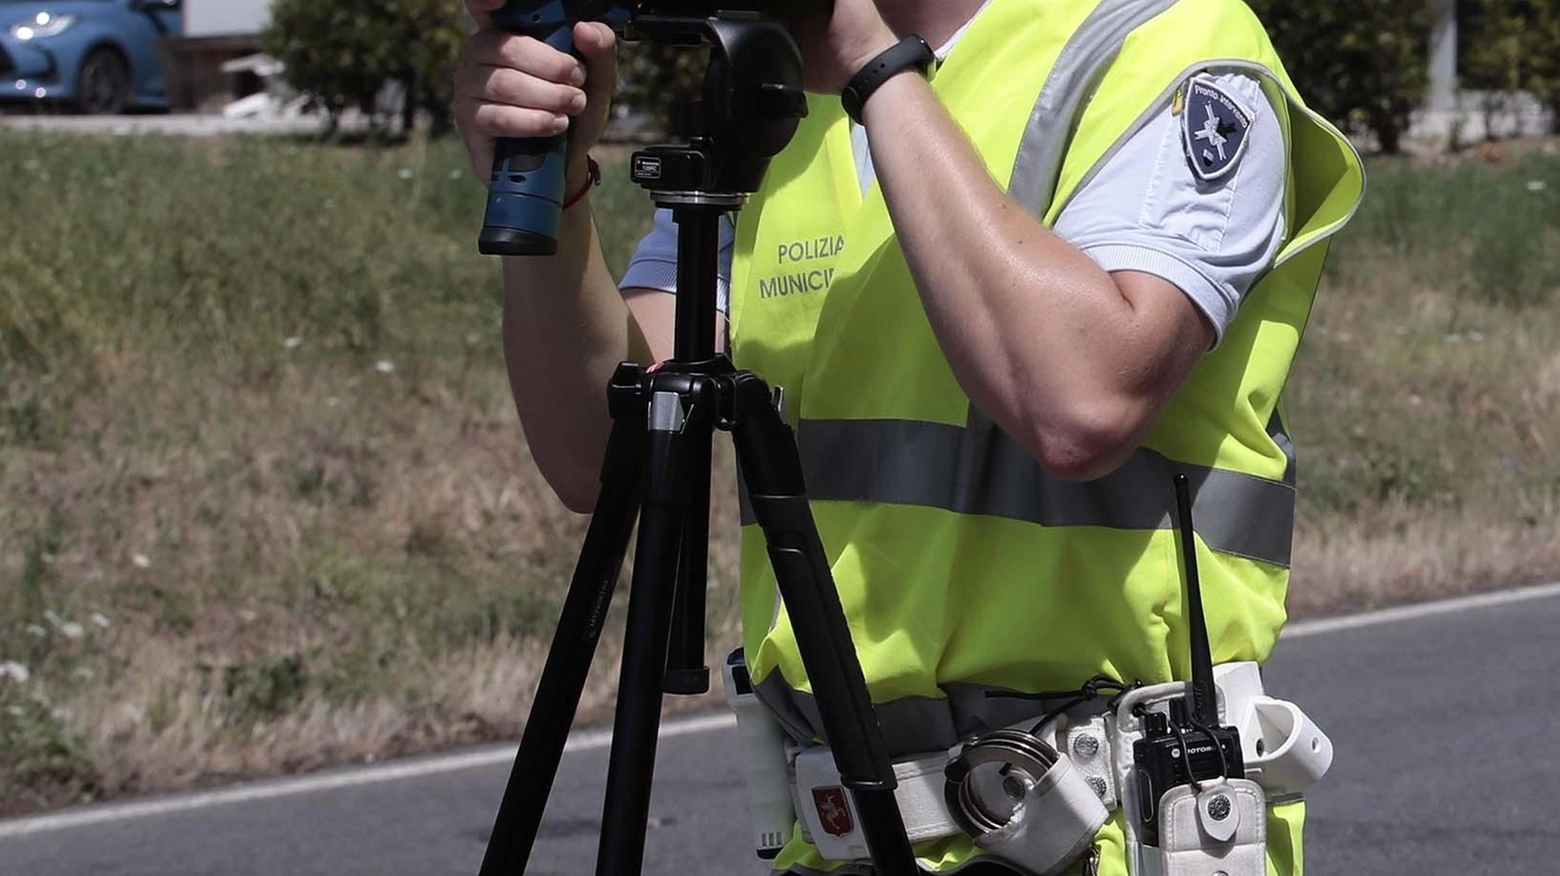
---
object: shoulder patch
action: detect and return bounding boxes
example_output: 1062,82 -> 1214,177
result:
1180,74 -> 1253,183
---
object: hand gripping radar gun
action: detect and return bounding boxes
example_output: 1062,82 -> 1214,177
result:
476,0 -> 828,257
478,1 -> 629,257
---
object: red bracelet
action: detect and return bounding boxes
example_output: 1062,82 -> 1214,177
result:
562,156 -> 601,210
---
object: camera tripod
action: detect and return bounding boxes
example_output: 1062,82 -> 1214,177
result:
476,16 -> 918,876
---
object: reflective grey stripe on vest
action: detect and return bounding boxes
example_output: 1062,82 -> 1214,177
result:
743,416 -> 1296,567
1008,0 -> 1182,217
753,671 -> 1086,758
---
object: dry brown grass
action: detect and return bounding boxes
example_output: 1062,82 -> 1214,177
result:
1292,501 -> 1560,616
1,353 -> 743,815
1282,148 -> 1560,616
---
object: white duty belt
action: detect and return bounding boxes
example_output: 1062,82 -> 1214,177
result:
726,657 -> 1332,872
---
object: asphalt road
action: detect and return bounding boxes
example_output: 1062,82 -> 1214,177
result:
4,585 -> 1558,876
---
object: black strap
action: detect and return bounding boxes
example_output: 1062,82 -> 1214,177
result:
840,35 -> 935,125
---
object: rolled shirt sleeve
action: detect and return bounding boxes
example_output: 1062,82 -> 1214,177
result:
1050,69 -> 1288,345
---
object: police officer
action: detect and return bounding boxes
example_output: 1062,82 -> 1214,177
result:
454,0 -> 1363,873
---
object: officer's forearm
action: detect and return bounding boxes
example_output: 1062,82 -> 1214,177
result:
861,72 -> 1209,480
501,196 -> 648,513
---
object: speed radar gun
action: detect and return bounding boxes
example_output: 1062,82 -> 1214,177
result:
477,0 -> 821,256
473,3 -> 927,876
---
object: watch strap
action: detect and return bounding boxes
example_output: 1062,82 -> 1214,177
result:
841,35 -> 935,125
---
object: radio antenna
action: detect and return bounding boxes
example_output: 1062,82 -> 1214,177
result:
1173,474 -> 1217,725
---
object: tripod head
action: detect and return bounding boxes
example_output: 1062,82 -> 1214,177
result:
628,15 -> 808,203
477,0 -> 818,256
630,13 -> 807,369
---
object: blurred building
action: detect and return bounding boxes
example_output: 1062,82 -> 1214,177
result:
161,0 -> 274,112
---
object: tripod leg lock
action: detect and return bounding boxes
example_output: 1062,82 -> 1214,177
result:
649,390 -> 688,433
606,362 -> 647,420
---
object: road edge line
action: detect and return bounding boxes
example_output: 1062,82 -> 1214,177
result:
0,713 -> 736,840
5,580 -> 1558,838
1284,579 -> 1560,638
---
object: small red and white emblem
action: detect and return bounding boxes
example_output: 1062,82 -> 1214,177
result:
812,786 -> 853,837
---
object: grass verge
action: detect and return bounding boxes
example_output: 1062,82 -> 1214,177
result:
1,132 -> 1557,815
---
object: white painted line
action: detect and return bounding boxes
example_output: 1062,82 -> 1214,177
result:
1284,580 -> 1560,638
0,712 -> 736,840
5,580 -> 1558,840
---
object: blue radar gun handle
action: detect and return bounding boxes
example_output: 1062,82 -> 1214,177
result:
479,2 -> 575,257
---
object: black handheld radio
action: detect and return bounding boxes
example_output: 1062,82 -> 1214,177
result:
1131,474 -> 1245,847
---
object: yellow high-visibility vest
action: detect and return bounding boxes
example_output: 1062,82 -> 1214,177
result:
727,0 -> 1364,872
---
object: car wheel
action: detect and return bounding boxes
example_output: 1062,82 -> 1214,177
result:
72,48 -> 130,115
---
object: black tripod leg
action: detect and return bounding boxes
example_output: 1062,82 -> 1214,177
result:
478,365 -> 648,876
727,372 -> 919,875
663,431 -> 712,695
595,384 -> 712,876
664,202 -> 720,696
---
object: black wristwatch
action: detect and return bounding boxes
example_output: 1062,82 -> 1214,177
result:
840,35 -> 935,125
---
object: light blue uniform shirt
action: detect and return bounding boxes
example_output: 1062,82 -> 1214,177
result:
620,66 -> 1286,348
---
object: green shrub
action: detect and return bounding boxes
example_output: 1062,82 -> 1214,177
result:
1528,8 -> 1560,126
1246,0 -> 1438,153
263,0 -> 466,133
1460,0 -> 1530,95
1461,0 -> 1560,133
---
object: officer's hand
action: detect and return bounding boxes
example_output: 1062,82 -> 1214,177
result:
455,2 -> 617,185
785,0 -> 897,93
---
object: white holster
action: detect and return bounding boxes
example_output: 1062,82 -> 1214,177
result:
720,651 -> 798,860
1212,663 -> 1333,800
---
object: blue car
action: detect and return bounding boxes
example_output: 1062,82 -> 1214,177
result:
0,0 -> 181,114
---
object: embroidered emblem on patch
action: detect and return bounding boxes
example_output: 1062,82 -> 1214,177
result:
812,786 -> 853,837
1180,75 -> 1253,183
